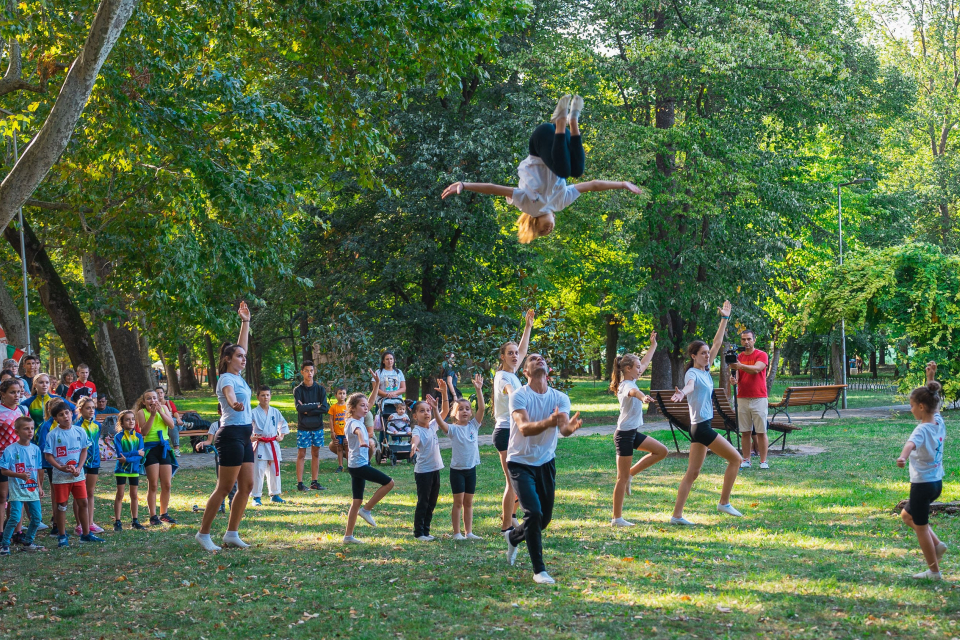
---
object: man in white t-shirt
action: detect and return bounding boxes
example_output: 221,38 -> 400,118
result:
504,353 -> 582,585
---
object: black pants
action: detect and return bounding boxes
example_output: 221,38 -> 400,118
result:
507,459 -> 556,574
414,471 -> 441,537
528,123 -> 585,179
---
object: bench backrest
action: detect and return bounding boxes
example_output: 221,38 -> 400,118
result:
650,389 -> 734,433
783,385 -> 845,406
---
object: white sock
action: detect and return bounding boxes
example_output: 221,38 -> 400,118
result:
223,530 -> 241,540
195,532 -> 221,552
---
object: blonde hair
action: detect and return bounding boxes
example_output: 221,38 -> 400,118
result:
31,373 -> 50,395
118,410 -> 137,430
346,392 -> 367,415
134,390 -> 158,413
75,396 -> 97,417
609,353 -> 640,393
517,213 -> 555,244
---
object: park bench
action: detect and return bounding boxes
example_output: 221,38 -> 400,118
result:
768,384 -> 846,423
650,388 -> 740,453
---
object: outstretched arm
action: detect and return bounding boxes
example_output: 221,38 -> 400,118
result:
638,331 -> 657,374
518,309 -> 535,363
237,302 -> 250,351
574,180 -> 641,194
442,182 -> 515,199
708,300 -> 732,362
472,374 -> 486,424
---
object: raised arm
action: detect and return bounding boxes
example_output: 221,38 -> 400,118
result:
435,379 -> 450,420
926,361 -> 937,384
425,395 -> 449,435
442,181 -> 515,199
472,374 -> 486,424
518,309 -> 535,363
708,300 -> 732,363
638,331 -> 657,374
237,302 -> 250,352
366,369 -> 380,409
574,180 -> 642,194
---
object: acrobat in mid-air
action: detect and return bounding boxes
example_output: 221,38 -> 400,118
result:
441,94 -> 642,243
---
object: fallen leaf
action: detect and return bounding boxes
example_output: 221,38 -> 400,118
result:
114,576 -> 126,583
717,605 -> 732,613
680,595 -> 691,601
622,557 -> 634,562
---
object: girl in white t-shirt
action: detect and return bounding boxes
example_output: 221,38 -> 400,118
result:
410,396 -> 445,541
608,336 -> 668,527
441,95 -> 642,243
343,370 -> 394,544
436,374 -> 486,540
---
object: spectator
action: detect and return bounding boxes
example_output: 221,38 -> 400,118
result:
66,364 -> 97,402
376,350 -> 406,417
730,329 -> 770,470
56,369 -> 76,399
156,387 -> 184,455
442,352 -> 462,404
294,360 -> 329,492
2,360 -> 19,393
95,394 -> 119,417
95,394 -> 120,441
18,354 -> 40,394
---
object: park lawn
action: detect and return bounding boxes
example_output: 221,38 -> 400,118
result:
1,415 -> 958,638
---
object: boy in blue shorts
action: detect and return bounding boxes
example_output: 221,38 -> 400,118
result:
294,361 -> 329,491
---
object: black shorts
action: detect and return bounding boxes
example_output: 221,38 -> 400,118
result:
0,473 -> 6,483
450,467 -> 477,494
215,425 -> 254,466
84,467 -> 100,475
493,428 -> 510,452
144,446 -> 175,467
906,480 -> 943,526
690,420 -> 719,447
347,464 -> 392,500
116,476 -> 140,486
614,429 -> 648,457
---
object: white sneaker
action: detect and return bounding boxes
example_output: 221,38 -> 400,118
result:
35,522 -> 49,531
670,516 -> 694,526
911,569 -> 942,580
222,533 -> 250,549
759,462 -> 769,469
358,508 -> 376,527
195,532 -> 221,552
465,532 -> 482,540
936,542 -> 948,562
416,535 -> 435,542
717,503 -> 743,517
343,535 -> 365,544
626,476 -> 632,496
740,460 -> 752,469
611,517 -> 634,527
533,571 -> 556,584
550,95 -> 571,123
504,530 -> 519,566
451,533 -> 466,540
569,95 -> 584,121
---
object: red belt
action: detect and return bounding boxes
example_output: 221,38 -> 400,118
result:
254,436 -> 280,475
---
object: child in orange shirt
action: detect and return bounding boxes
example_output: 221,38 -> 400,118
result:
328,387 -> 348,472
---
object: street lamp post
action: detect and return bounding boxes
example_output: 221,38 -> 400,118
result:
837,178 -> 870,410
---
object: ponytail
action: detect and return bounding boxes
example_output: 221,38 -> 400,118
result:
609,353 -> 640,393
910,380 -> 942,413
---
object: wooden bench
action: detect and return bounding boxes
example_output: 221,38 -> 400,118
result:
768,384 -> 847,422
650,389 -> 740,453
765,421 -> 802,452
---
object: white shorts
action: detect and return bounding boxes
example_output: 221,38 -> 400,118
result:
737,397 -> 768,434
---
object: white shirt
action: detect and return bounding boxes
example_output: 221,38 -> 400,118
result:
252,406 -> 290,461
506,385 -> 571,467
684,368 -> 714,424
448,419 -> 480,470
377,368 -> 405,395
217,372 -> 252,426
494,370 -> 522,431
507,155 -> 581,218
43,424 -> 90,484
346,417 -> 369,468
616,380 -> 644,431
413,422 -> 444,473
908,414 -> 946,483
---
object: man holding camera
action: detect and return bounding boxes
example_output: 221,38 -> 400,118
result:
730,329 -> 769,469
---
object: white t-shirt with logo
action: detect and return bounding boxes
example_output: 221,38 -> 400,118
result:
506,385 -> 571,467
346,417 -> 370,468
616,380 -> 644,431
494,370 -> 522,431
43,424 -> 90,484
413,422 -> 444,474
448,419 -> 480,470
0,442 -> 42,501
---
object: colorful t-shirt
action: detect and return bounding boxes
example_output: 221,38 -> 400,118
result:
328,402 -> 347,437
114,430 -> 145,477
66,380 -> 97,402
736,349 -> 769,399
0,403 -> 26,456
43,424 -> 90,484
0,442 -> 42,501
76,418 -> 101,469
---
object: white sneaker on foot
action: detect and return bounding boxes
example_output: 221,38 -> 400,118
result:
35,522 -> 49,530
195,532 -> 221,552
911,569 -> 942,580
416,535 -> 435,542
611,517 -> 634,527
358,508 -> 376,527
451,533 -> 465,540
569,95 -> 584,121
670,516 -> 694,526
343,535 -> 365,544
222,533 -> 250,549
936,542 -> 948,562
740,460 -> 752,469
717,503 -> 743,517
551,95 -> 571,123
504,530 -> 519,566
465,532 -> 482,540
533,571 -> 556,584
759,462 -> 769,469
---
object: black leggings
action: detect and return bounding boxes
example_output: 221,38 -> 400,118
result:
508,459 -> 556,575
414,470 -> 441,537
528,123 -> 585,179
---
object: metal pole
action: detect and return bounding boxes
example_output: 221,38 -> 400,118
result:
12,135 -> 31,355
838,185 -> 846,409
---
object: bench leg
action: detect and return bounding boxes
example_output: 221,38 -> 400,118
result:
670,424 -> 680,453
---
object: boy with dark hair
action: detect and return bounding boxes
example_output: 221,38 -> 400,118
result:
294,361 -> 329,491
328,387 -> 348,472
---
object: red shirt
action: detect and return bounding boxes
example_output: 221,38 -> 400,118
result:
736,349 -> 768,398
66,380 -> 97,402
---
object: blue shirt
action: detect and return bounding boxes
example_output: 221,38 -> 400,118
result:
0,442 -> 42,501
216,372 -> 252,426
684,367 -> 714,424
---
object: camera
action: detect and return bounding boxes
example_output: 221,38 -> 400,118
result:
724,346 -> 745,364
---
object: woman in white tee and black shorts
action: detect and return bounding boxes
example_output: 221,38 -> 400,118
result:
492,309 -> 534,534
670,301 -> 744,525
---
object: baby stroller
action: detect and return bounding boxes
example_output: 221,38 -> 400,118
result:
375,398 -> 415,466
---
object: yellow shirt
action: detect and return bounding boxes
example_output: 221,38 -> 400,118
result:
328,402 -> 347,437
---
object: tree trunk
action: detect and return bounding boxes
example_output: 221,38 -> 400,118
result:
870,349 -> 877,379
204,334 -> 217,388
767,345 -> 781,390
879,346 -> 886,366
106,315 -> 151,406
138,327 -> 157,391
245,335 -> 263,391
591,358 -> 601,380
299,309 -> 311,363
158,348 -> 181,396
0,275 -> 28,348
830,342 -> 844,385
177,342 -> 199,391
0,0 -> 138,232
604,314 -> 620,382
719,354 -> 731,399
646,348 -> 672,416
3,218 -> 110,388
81,253 -> 125,407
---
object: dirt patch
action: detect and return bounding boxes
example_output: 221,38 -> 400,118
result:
665,444 -> 826,459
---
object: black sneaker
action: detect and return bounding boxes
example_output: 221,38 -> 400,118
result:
114,520 -> 122,532
310,480 -> 326,491
131,519 -> 146,530
297,482 -> 307,492
159,513 -> 177,524
218,503 -> 226,514
11,532 -> 23,545
149,515 -> 161,526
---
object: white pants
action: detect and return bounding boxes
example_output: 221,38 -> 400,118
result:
252,458 -> 281,498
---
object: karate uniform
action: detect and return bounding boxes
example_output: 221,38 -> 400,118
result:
252,406 -> 290,498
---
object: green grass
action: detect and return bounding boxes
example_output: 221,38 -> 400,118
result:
1,414 -> 957,638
